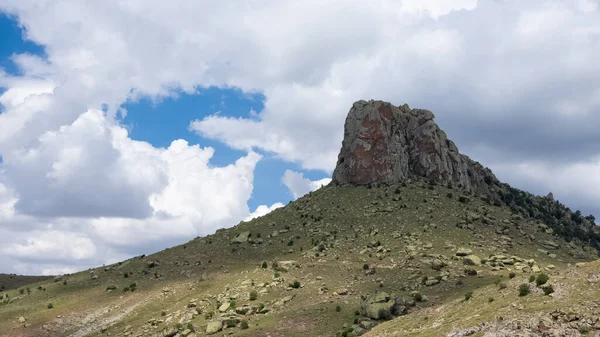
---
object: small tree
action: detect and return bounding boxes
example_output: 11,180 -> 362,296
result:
261,261 -> 268,268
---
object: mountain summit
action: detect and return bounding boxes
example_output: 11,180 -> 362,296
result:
333,100 -> 497,197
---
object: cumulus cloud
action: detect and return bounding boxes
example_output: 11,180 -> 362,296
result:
282,170 -> 331,199
0,0 -> 599,273
245,203 -> 285,221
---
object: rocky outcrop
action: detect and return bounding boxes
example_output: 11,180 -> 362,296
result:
332,100 -> 499,196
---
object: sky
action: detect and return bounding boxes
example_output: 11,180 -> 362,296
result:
0,0 -> 598,275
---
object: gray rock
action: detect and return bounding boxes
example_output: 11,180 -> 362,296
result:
206,321 -> 222,335
331,100 -> 498,196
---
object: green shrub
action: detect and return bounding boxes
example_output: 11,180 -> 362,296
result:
464,291 -> 473,301
529,275 -> 536,283
542,285 -> 554,295
518,283 -> 530,296
225,319 -> 237,328
240,320 -> 249,329
229,300 -> 237,308
124,272 -> 129,278
47,303 -> 53,309
19,289 -> 24,295
446,193 -> 453,199
498,282 -> 507,290
536,273 -> 549,286
488,297 -> 494,303
363,264 -> 369,270
509,272 -> 516,279
414,293 -> 424,302
186,323 -> 194,331
336,304 -> 341,312
458,196 -> 470,203
261,261 -> 268,268
287,240 -> 294,246
161,311 -> 166,316
249,290 -> 258,301
290,280 -> 301,289
204,311 -> 214,319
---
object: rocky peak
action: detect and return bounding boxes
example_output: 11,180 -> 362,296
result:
332,100 -> 498,196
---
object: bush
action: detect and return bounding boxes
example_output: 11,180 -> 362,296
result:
287,240 -> 294,246
414,293 -> 424,302
509,272 -> 516,279
542,285 -> 554,295
261,261 -> 268,268
161,311 -> 166,316
446,193 -> 453,199
336,304 -> 342,312
529,275 -> 536,283
240,320 -> 249,329
498,282 -> 507,290
458,196 -> 470,203
249,290 -> 258,301
225,319 -> 237,328
123,287 -> 130,292
464,291 -> 473,301
518,283 -> 530,296
186,323 -> 194,331
106,285 -> 117,291
204,311 -> 214,319
488,297 -> 495,303
536,273 -> 549,286
229,300 -> 236,308
47,303 -> 54,309
363,264 -> 369,270
290,280 -> 301,289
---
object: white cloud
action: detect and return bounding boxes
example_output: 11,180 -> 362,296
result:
282,170 -> 331,199
0,0 -> 599,273
1,230 -> 97,262
245,203 -> 285,221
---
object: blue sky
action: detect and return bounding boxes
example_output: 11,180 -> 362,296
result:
0,13 -> 327,212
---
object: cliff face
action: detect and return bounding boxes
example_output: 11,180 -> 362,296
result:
332,100 -> 498,196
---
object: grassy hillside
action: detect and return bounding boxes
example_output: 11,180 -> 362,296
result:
0,179 -> 597,337
0,274 -> 52,292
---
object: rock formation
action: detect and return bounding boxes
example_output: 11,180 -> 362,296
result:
332,100 -> 499,196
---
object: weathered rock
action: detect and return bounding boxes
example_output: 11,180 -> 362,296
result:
331,100 -> 498,196
206,321 -> 222,335
463,255 -> 481,266
361,291 -> 395,320
456,247 -> 473,256
232,231 -> 251,244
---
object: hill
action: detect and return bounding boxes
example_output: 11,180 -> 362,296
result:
0,274 -> 52,292
0,100 -> 597,337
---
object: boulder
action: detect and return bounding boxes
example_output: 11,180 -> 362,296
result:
361,291 -> 395,320
456,248 -> 472,256
206,321 -> 222,335
232,231 -> 251,244
463,255 -> 481,266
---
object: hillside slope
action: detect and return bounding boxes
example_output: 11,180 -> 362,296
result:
0,181 -> 597,337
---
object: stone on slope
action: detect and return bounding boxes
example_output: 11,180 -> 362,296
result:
206,321 -> 222,335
